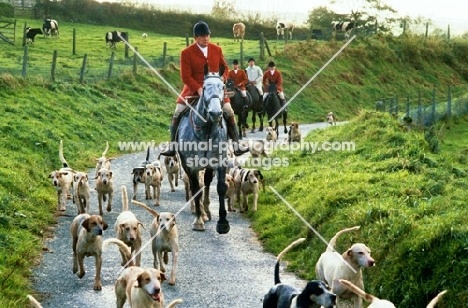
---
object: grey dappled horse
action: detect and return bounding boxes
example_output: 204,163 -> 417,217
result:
177,67 -> 230,234
263,83 -> 288,137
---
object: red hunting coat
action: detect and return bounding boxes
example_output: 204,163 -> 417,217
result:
262,69 -> 283,93
177,42 -> 229,104
227,69 -> 248,91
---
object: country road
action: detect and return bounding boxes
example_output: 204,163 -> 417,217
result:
31,122 -> 337,308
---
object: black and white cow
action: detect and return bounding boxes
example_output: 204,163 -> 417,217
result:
25,27 -> 43,44
276,21 -> 294,40
43,19 -> 59,38
331,21 -> 355,41
105,31 -> 128,48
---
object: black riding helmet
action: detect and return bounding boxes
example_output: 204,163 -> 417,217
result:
193,21 -> 211,36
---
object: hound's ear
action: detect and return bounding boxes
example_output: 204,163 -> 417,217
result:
136,272 -> 147,288
85,174 -> 88,180
48,173 -> 53,178
171,214 -> 176,224
160,272 -> 167,282
244,171 -> 250,182
138,221 -> 146,230
102,219 -> 109,230
61,172 -> 68,176
109,171 -> 113,178
346,248 -> 353,256
95,171 -> 101,179
257,170 -> 264,180
82,218 -> 91,232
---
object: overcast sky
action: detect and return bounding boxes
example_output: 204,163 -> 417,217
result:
143,0 -> 467,35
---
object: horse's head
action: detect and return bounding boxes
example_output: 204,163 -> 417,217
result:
201,66 -> 225,123
267,82 -> 277,95
225,79 -> 235,92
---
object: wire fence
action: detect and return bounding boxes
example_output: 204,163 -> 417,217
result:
375,86 -> 468,126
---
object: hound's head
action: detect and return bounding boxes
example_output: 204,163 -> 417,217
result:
132,167 -> 146,183
74,172 -> 88,185
49,170 -> 68,186
302,280 -> 336,308
290,122 -> 299,130
136,268 -> 166,302
119,220 -> 143,241
82,215 -> 108,236
164,156 -> 178,168
346,243 -> 375,268
95,168 -> 112,185
158,212 -> 176,232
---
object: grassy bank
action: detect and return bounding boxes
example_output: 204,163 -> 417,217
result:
248,111 -> 468,306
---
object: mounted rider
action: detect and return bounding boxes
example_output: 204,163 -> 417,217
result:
245,57 -> 263,96
228,59 -> 249,109
160,21 -> 247,157
262,61 -> 287,111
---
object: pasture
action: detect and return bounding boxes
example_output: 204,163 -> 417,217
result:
0,17 -> 468,307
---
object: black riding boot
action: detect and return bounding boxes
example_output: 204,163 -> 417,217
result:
159,117 -> 179,157
242,96 -> 249,128
280,98 -> 288,112
227,117 -> 249,156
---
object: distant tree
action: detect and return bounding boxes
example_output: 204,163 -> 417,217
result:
329,0 -> 399,34
211,0 -> 236,19
307,6 -> 336,30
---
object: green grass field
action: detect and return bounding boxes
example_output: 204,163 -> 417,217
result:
1,16 -> 468,307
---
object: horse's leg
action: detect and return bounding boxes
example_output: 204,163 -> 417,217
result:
259,111 -> 264,131
189,172 -> 205,231
275,119 -> 280,137
203,169 -> 213,221
216,167 -> 230,234
283,111 -> 288,134
251,111 -> 256,133
237,115 -> 243,140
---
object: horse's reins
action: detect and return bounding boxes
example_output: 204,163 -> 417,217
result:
190,76 -> 224,131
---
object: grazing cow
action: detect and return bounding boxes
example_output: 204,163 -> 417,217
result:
43,19 -> 59,38
25,27 -> 43,44
105,31 -> 128,48
232,22 -> 245,42
276,21 -> 294,40
331,21 -> 355,41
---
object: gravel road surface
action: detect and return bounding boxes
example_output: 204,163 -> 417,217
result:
32,122 -> 334,308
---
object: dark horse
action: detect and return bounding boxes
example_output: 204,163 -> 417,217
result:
263,83 -> 288,136
226,79 -> 250,139
246,83 -> 265,133
177,66 -> 230,234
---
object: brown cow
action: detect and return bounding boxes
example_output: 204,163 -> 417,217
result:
233,22 -> 245,42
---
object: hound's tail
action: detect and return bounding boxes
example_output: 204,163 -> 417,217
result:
122,186 -> 129,212
426,290 -> 447,308
59,140 -> 69,168
131,200 -> 159,217
338,279 -> 376,303
166,299 -> 183,308
102,141 -> 109,156
102,238 -> 134,267
27,295 -> 43,308
326,226 -> 360,252
274,238 -> 306,285
146,146 -> 150,162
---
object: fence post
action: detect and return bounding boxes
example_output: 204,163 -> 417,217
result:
447,86 -> 452,118
22,45 -> 28,78
162,42 -> 167,67
51,50 -> 57,82
447,25 -> 450,41
240,41 -> 243,64
185,36 -> 189,47
425,22 -> 429,39
125,34 -> 129,58
431,87 -> 436,125
80,54 -> 87,83
259,32 -> 265,61
417,89 -> 422,125
72,28 -> 76,55
22,22 -> 28,46
108,51 -> 115,79
406,93 -> 410,118
388,97 -> 393,115
133,46 -> 138,74
395,95 -> 399,115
